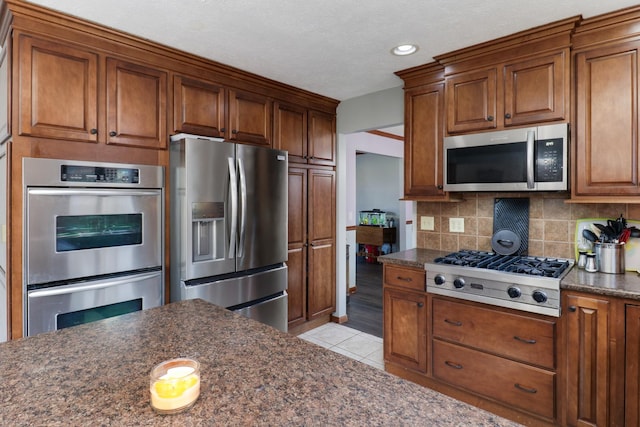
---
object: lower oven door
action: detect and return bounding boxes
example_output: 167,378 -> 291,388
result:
26,188 -> 162,285
26,269 -> 163,336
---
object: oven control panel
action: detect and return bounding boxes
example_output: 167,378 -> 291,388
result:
61,165 -> 140,183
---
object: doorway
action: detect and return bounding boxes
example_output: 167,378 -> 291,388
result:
345,137 -> 406,338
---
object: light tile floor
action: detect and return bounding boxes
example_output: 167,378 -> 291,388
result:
297,322 -> 384,370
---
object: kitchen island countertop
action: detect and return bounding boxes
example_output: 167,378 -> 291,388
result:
1,299 -> 519,426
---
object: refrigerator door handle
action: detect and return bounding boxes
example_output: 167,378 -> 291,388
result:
238,157 -> 247,257
228,157 -> 238,258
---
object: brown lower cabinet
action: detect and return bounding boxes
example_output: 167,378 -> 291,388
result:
384,263 -> 559,426
627,304 -> 640,425
383,264 -> 427,373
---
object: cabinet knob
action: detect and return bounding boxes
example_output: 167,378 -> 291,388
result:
487,115 -> 494,122
90,128 -> 98,135
109,131 -> 117,137
568,305 -> 577,312
437,185 -> 443,190
231,129 -> 238,134
417,302 -> 424,308
505,113 -> 511,119
220,128 -> 226,133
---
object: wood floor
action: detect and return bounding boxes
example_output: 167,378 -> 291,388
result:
345,259 -> 383,338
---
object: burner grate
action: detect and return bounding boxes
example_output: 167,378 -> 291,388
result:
435,250 -> 571,278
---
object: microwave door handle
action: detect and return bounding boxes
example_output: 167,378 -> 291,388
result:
237,157 -> 247,258
228,157 -> 237,258
526,130 -> 535,189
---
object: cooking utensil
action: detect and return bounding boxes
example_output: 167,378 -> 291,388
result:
582,229 -> 599,244
491,229 -> 521,255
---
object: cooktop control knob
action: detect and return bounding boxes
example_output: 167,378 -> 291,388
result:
532,290 -> 548,303
434,274 -> 446,285
507,286 -> 521,298
453,278 -> 465,289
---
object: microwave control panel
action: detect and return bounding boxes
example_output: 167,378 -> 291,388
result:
60,165 -> 140,183
535,138 -> 563,182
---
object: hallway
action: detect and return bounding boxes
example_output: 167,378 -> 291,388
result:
344,259 -> 383,338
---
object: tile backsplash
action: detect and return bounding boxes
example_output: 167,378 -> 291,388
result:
416,193 -> 640,260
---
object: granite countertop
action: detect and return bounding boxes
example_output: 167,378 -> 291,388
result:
1,299 -> 519,426
380,248 -> 640,301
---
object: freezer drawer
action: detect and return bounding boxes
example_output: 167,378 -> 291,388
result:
233,291 -> 288,333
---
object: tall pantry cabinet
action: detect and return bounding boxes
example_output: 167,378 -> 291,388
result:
273,102 -> 336,331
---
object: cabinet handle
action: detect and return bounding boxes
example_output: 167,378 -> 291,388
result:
444,319 -> 462,327
505,113 -> 511,119
109,131 -> 117,137
513,336 -> 536,344
445,361 -> 463,370
90,128 -> 98,135
487,115 -> 494,122
437,185 -> 443,190
568,305 -> 577,312
220,127 -> 226,133
417,302 -> 424,308
396,276 -> 412,282
514,383 -> 538,394
232,129 -> 238,134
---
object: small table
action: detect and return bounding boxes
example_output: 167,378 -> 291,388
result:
356,226 -> 396,261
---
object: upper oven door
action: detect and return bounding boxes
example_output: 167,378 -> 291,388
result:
26,188 -> 162,285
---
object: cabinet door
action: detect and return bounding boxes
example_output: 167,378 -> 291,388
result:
445,68 -> 497,133
227,89 -> 272,146
273,102 -> 307,164
504,51 -> 567,126
106,58 -> 167,149
18,35 -> 98,142
307,168 -> 335,319
308,168 -> 335,242
308,110 -> 335,166
173,75 -> 226,138
574,41 -> 640,196
0,45 -> 9,143
286,245 -> 307,327
383,287 -> 427,372
307,238 -> 335,319
404,82 -> 445,197
565,293 -> 611,427
627,304 -> 640,426
287,167 -> 308,327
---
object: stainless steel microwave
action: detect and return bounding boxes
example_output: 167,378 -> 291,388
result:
443,123 -> 569,192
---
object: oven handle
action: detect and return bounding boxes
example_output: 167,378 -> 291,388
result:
526,130 -> 535,189
237,157 -> 247,258
28,271 -> 161,298
27,189 -> 161,197
228,157 -> 238,258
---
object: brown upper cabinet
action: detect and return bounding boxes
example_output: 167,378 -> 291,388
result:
173,75 -> 272,147
273,102 -> 336,166
572,7 -> 640,200
396,63 -> 460,201
18,34 -> 168,150
435,17 -> 577,135
444,52 -> 567,134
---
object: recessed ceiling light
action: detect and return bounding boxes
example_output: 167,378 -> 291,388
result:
392,44 -> 418,56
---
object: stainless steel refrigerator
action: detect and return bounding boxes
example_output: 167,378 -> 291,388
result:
170,134 -> 288,331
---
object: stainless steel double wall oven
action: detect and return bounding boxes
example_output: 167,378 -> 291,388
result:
23,158 -> 164,336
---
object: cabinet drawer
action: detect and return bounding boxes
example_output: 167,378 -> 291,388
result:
433,339 -> 555,420
432,298 -> 555,369
384,265 -> 425,291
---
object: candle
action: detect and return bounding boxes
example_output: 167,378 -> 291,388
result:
150,358 -> 200,414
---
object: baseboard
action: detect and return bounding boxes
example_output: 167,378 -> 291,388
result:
331,314 -> 348,324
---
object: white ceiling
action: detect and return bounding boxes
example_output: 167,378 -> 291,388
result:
24,0 -> 640,102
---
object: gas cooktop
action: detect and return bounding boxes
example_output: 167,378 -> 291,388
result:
425,250 -> 575,317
